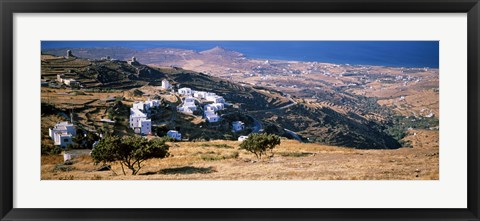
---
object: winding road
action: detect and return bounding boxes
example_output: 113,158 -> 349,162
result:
244,93 -> 303,141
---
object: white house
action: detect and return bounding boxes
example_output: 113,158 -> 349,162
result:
178,105 -> 196,114
205,92 -> 216,97
145,99 -> 161,109
127,56 -> 139,65
49,121 -> 76,148
63,78 -> 79,87
133,101 -> 147,112
178,87 -> 192,96
54,133 -> 73,148
206,95 -> 225,103
133,99 -> 159,113
129,98 -> 157,135
238,136 -> 249,141
56,74 -> 65,83
178,97 -> 197,114
138,119 -> 151,135
232,121 -> 245,132
129,108 -> 151,135
167,130 -> 182,140
204,103 -> 224,112
161,79 -> 171,90
49,121 -> 76,137
63,153 -> 72,162
184,97 -> 196,105
193,91 -> 208,99
204,104 -> 215,112
205,111 -> 220,123
129,108 -> 147,127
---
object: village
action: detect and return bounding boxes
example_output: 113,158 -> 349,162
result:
45,60 -> 248,151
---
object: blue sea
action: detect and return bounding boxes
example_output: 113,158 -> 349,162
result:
41,41 -> 439,68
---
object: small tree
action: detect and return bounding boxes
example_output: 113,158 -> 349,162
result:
239,133 -> 281,159
91,135 -> 169,175
90,136 -> 121,171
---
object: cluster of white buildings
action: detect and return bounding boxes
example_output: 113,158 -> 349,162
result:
129,98 -> 160,135
179,87 -> 225,104
49,121 -> 76,148
176,87 -> 226,123
123,81 -> 247,141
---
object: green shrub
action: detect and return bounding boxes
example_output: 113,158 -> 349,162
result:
239,133 -> 281,159
91,135 -> 170,175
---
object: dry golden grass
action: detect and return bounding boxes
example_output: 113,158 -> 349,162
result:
41,130 -> 438,180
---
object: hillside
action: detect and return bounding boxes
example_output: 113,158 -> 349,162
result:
41,54 -> 407,149
43,46 -> 439,119
41,130 -> 439,180
255,104 -> 399,149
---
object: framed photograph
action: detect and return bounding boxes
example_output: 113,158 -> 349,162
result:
1,0 -> 479,220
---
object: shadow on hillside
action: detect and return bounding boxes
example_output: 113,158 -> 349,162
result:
140,166 -> 216,175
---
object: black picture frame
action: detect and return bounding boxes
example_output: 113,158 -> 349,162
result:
1,0 -> 479,220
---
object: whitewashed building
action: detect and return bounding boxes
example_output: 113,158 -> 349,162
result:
56,74 -> 65,83
238,136 -> 249,141
167,130 -> 182,140
178,105 -> 196,114
161,79 -> 171,90
178,97 -> 197,114
184,97 -> 196,105
127,56 -> 139,65
49,122 -> 76,148
129,108 -> 151,135
138,119 -> 152,135
63,78 -> 79,86
133,99 -> 160,113
178,87 -> 192,96
232,121 -> 245,132
205,111 -> 220,123
206,95 -> 225,103
145,99 -> 161,109
193,91 -> 208,99
129,108 -> 147,127
129,98 -> 158,135
205,92 -> 216,97
133,101 -> 147,112
204,103 -> 224,112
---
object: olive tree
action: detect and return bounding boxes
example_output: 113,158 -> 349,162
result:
91,135 -> 169,175
239,133 -> 281,159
